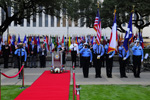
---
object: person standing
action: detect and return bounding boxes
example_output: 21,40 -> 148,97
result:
69,40 -> 79,67
104,41 -> 115,78
23,43 -> 29,67
79,40 -> 84,68
59,43 -> 66,65
88,42 -> 93,67
39,44 -> 47,68
80,43 -> 92,78
12,41 -> 18,68
29,41 -> 37,68
14,43 -> 27,79
132,40 -> 143,78
93,43 -> 104,78
118,41 -> 129,78
2,41 -> 10,68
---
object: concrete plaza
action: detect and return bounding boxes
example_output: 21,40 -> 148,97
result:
0,61 -> 150,85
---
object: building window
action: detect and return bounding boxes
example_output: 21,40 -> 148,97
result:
74,19 -> 78,27
39,12 -> 42,27
1,9 -> 5,24
51,16 -> 54,27
80,17 -> 84,27
27,17 -> 30,27
63,15 -> 66,27
33,13 -> 36,27
57,17 -> 60,27
45,14 -> 48,27
69,18 -> 72,27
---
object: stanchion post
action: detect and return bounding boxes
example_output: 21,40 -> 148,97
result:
0,69 -> 1,100
76,84 -> 81,100
73,63 -> 75,100
20,64 -> 26,89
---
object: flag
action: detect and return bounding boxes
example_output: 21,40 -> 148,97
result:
68,36 -> 71,52
62,35 -> 64,43
123,13 -> 133,52
23,35 -> 28,47
18,35 -> 21,43
31,36 -> 34,43
139,32 -> 144,48
94,9 -> 102,45
7,34 -> 11,45
34,36 -> 37,45
46,36 -> 49,51
37,36 -> 40,53
108,11 -> 118,53
11,35 -> 16,46
50,36 -> 55,53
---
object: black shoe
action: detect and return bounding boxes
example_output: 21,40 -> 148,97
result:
84,76 -> 88,78
120,76 -> 123,78
108,76 -> 112,78
34,66 -> 37,68
124,76 -> 128,78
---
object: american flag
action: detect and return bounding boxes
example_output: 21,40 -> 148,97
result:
94,9 -> 101,45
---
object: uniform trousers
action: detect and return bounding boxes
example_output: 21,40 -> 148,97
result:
17,56 -> 24,78
95,55 -> 102,77
40,55 -> 46,68
82,57 -> 90,78
4,56 -> 9,68
80,54 -> 83,68
71,51 -> 77,67
133,55 -> 141,77
119,57 -> 127,77
106,54 -> 113,77
93,53 -> 97,67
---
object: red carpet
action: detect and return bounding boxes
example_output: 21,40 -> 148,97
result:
15,70 -> 70,100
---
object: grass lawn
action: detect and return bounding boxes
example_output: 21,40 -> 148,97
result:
1,85 -> 150,100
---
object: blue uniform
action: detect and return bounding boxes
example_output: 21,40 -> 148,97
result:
118,45 -> 129,78
104,43 -> 115,78
79,43 -> 84,50
132,45 -> 143,78
0,45 -> 1,51
80,48 -> 92,61
15,48 -> 27,61
132,45 -> 143,60
93,44 -> 104,56
93,44 -> 104,78
118,45 -> 129,59
80,47 -> 92,78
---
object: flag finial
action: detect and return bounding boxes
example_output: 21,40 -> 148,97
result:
132,5 -> 135,13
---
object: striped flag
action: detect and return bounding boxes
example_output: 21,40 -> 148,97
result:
108,10 -> 118,53
23,35 -> 28,47
94,9 -> 102,45
139,32 -> 144,48
123,13 -> 133,52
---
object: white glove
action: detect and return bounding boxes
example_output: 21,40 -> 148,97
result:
141,59 -> 143,62
109,56 -> 112,58
90,60 -> 92,63
123,57 -> 126,60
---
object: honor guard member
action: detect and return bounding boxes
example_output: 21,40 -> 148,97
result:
105,42 -> 115,78
93,43 -> 104,78
80,43 -> 92,78
132,40 -> 143,78
118,41 -> 129,78
93,43 -> 97,68
79,40 -> 84,68
69,40 -> 79,67
14,43 -> 27,79
2,41 -> 10,68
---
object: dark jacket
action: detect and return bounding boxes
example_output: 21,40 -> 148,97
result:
29,44 -> 37,56
2,45 -> 10,58
39,48 -> 47,56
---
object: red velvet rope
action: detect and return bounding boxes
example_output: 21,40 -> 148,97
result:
73,72 -> 76,95
77,94 -> 80,100
1,65 -> 24,78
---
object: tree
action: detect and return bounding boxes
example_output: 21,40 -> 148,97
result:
100,0 -> 150,33
0,0 -> 63,35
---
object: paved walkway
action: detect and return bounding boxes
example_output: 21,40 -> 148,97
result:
1,61 -> 150,85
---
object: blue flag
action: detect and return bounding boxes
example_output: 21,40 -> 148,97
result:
37,36 -> 40,53
18,35 -> 21,43
123,13 -> 133,52
23,35 -> 28,47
